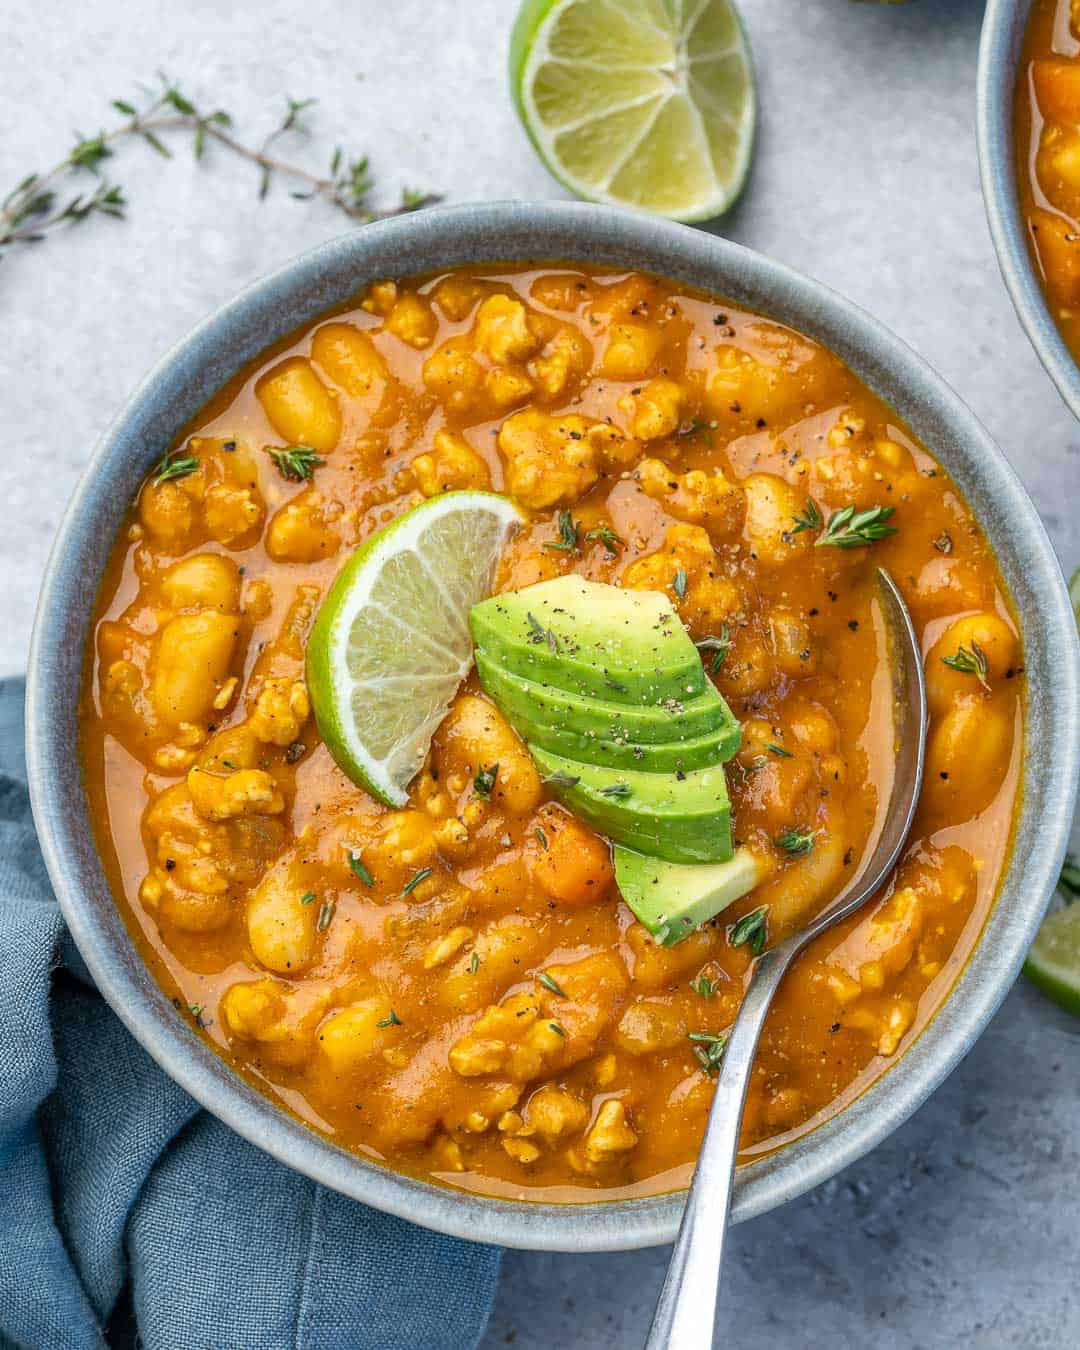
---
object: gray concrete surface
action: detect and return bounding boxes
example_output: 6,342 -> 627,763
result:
2,0 -> 1078,1345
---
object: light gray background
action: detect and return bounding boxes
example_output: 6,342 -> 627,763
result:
3,0 -> 1078,1346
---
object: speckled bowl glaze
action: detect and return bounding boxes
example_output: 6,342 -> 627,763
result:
978,0 -> 1080,419
27,202 -> 1080,1252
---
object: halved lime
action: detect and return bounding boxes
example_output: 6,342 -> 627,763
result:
307,492 -> 523,806
1025,900 -> 1080,1016
510,0 -> 756,222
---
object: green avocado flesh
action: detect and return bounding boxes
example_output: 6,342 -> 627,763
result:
474,651 -> 740,768
614,846 -> 763,946
469,575 -> 753,930
530,747 -> 733,865
470,575 -> 705,706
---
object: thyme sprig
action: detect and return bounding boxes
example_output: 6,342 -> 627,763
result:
690,972 -> 721,999
941,640 -> 990,691
789,499 -> 822,537
269,445 -> 325,481
586,524 -> 625,556
776,827 -> 817,856
696,624 -> 730,674
1,74 -> 439,259
688,1030 -> 729,1075
152,448 -> 200,485
816,504 -> 898,549
728,905 -> 769,955
544,511 -> 581,553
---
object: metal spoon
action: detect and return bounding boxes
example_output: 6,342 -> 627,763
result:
645,568 -> 927,1350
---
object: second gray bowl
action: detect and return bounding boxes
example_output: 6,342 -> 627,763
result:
978,0 -> 1080,420
26,201 -> 1080,1251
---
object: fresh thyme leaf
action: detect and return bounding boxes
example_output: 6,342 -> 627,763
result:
535,826 -> 549,850
598,782 -> 631,799
538,971 -> 567,997
269,444 -> 324,481
152,448 -> 199,485
696,624 -> 730,674
299,891 -> 317,906
402,867 -> 433,896
586,524 -> 625,556
525,611 -> 560,654
688,1030 -> 729,1075
376,1009 -> 402,1028
604,677 -> 628,693
673,568 -> 688,600
188,1003 -> 205,1026
1059,854 -> 1079,903
690,973 -> 720,998
348,851 -> 374,887
468,951 -> 480,974
729,905 -> 769,955
815,504 -> 898,549
766,743 -> 792,758
220,759 -> 239,770
544,510 -> 581,553
776,828 -> 817,856
473,763 -> 499,800
317,898 -> 336,931
548,1021 -> 567,1037
544,772 -> 581,789
790,499 -> 822,536
942,640 -> 990,690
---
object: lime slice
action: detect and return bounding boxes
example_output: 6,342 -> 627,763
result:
307,491 -> 523,806
1025,901 -> 1080,1016
510,0 -> 756,222
1023,564 -> 1080,1014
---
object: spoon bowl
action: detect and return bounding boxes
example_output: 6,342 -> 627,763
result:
646,568 -> 927,1349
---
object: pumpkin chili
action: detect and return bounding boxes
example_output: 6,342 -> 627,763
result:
80,265 -> 1022,1201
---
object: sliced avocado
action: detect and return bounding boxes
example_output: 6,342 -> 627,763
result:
474,651 -> 739,749
476,651 -> 740,772
470,575 -> 705,707
614,846 -> 762,946
497,712 -> 738,773
530,747 -> 733,865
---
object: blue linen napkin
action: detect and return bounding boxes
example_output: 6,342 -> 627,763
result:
0,678 -> 501,1350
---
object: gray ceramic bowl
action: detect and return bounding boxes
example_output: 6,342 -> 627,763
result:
26,201 -> 1080,1252
978,0 -> 1080,419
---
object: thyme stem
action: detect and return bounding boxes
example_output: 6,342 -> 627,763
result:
1,80 -> 439,255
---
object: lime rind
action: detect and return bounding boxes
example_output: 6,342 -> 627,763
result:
511,0 -> 756,223
307,491 -> 523,806
1024,902 -> 1080,1017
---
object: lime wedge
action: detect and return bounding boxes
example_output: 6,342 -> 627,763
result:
1025,900 -> 1080,1016
510,0 -> 756,222
307,491 -> 523,806
1023,567 -> 1080,1014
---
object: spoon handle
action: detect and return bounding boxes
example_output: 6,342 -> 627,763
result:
643,942 -> 795,1350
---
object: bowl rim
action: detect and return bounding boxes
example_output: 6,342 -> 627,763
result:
977,0 -> 1080,420
26,200 -> 1080,1252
